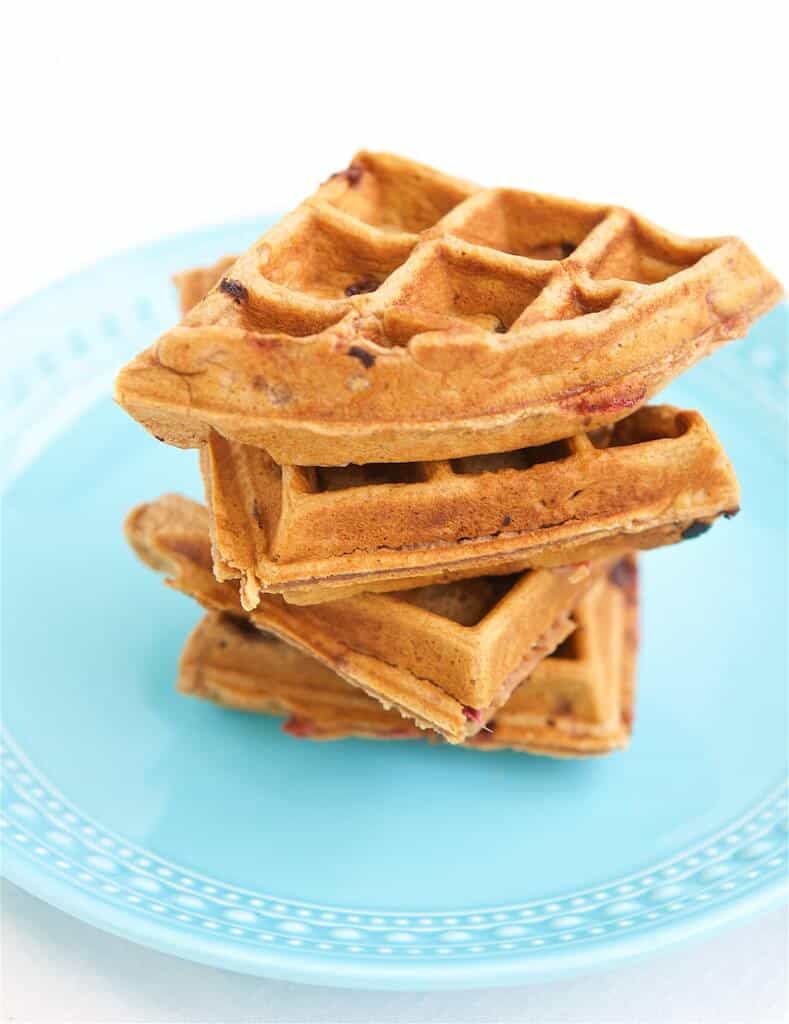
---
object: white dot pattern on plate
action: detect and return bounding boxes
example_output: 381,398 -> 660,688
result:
2,735 -> 786,960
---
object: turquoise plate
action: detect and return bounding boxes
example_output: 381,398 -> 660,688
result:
1,221 -> 787,990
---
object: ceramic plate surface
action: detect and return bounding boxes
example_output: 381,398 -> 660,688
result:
1,220 -> 787,989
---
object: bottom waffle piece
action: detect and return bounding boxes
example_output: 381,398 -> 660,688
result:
178,557 -> 638,757
126,495 -> 602,743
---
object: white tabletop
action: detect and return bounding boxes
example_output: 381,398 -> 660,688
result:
2,881 -> 786,1023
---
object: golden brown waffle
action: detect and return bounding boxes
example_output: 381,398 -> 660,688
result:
126,495 -> 602,743
179,556 -> 638,757
173,256 -> 236,316
115,150 -> 781,466
200,403 -> 739,607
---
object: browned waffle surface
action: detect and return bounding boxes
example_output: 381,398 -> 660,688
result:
179,556 -> 637,757
174,256 -> 236,316
125,495 -> 600,742
115,150 -> 781,465
200,403 -> 738,606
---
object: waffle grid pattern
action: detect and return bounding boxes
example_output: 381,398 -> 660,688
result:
118,152 -> 781,465
190,156 -> 721,347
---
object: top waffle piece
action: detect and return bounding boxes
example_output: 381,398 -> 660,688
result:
115,150 -> 781,465
125,494 -> 602,743
180,550 -> 637,758
201,403 -> 739,607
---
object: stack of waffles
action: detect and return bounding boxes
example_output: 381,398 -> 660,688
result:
116,152 -> 781,756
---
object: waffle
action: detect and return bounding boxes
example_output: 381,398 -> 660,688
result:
126,495 -> 603,743
173,256 -> 236,316
200,403 -> 739,607
179,556 -> 638,757
115,150 -> 781,466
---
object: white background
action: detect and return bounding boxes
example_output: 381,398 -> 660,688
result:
1,0 -> 787,314
1,1 -> 787,1021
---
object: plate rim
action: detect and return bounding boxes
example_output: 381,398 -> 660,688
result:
5,815 -> 787,990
